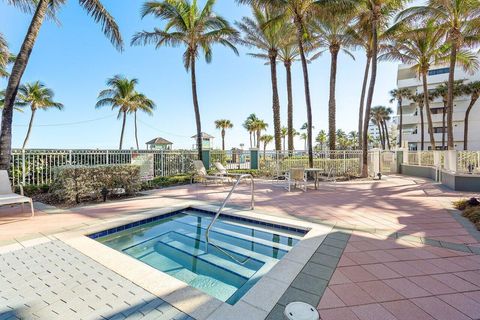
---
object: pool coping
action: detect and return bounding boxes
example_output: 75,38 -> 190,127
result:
50,201 -> 332,320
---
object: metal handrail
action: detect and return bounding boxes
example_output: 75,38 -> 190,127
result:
205,174 -> 254,263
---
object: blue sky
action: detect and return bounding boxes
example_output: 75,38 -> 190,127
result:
1,0 -> 400,150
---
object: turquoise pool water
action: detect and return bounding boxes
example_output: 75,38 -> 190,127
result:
94,209 -> 304,304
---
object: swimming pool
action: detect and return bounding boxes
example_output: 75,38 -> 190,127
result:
91,208 -> 306,304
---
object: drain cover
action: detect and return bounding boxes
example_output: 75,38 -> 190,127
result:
284,302 -> 319,320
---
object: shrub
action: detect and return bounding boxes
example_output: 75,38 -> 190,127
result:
462,206 -> 480,224
453,199 -> 470,211
15,184 -> 50,196
142,174 -> 192,190
50,165 -> 141,203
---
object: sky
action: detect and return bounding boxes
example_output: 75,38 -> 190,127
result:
0,0 -> 401,150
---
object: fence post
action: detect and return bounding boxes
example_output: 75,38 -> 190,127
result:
403,148 -> 409,165
250,148 -> 259,170
343,151 -> 346,174
372,148 -> 381,175
69,150 -> 72,165
22,149 -> 26,185
396,150 -> 404,174
202,149 -> 210,170
106,150 -> 109,165
446,150 -> 458,173
418,150 -> 422,166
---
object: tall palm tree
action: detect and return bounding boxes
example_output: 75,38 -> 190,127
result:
310,11 -> 356,151
281,126 -> 288,151
381,19 -> 447,150
0,0 -> 123,170
17,82 -> 63,150
215,119 -> 234,151
380,106 -> 393,150
260,134 -> 274,159
357,0 -> 407,176
252,119 -> 268,149
0,90 -> 24,112
409,92 -> 430,150
243,113 -> 259,147
389,87 -> 411,147
463,81 -> 480,150
370,106 -> 386,149
128,94 -> 155,151
132,0 -> 239,160
96,75 -> 142,150
0,33 -> 15,78
237,6 -> 285,152
300,132 -> 308,151
316,129 -> 327,150
397,0 -> 480,150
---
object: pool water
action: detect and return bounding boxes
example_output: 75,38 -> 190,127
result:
94,209 -> 305,304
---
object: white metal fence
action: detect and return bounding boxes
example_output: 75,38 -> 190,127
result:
210,149 -> 250,170
10,149 -> 198,186
457,151 -> 480,174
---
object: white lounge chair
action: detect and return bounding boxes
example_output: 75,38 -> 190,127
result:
213,162 -> 228,176
192,160 -> 229,185
0,170 -> 34,217
285,167 -> 307,192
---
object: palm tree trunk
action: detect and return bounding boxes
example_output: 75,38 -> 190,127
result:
256,130 -> 261,149
134,111 -> 139,151
22,108 -> 36,150
447,44 -> 457,150
0,0 -> 49,170
269,53 -> 281,151
358,54 -> 370,149
422,72 -> 435,150
191,56 -> 203,160
442,99 -> 447,149
249,132 -> 252,148
398,98 -> 403,147
383,120 -> 391,150
119,111 -> 127,150
362,13 -> 379,177
282,137 -> 285,151
463,95 -> 478,150
295,18 -> 313,168
285,61 -> 294,152
328,47 -> 339,151
377,123 -> 384,150
419,104 -> 425,151
221,128 -> 225,151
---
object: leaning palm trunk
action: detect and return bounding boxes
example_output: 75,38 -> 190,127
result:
221,128 -> 226,151
422,72 -> 436,149
285,61 -> 294,152
377,123 -> 384,149
383,120 -> 391,150
328,47 -> 339,151
398,98 -> 403,148
119,111 -> 127,150
0,0 -> 49,170
464,94 -> 479,150
295,20 -> 313,167
191,57 -> 203,160
362,16 -> 379,177
134,111 -> 139,151
446,44 -> 457,150
419,103 -> 425,151
269,53 -> 281,151
358,54 -> 371,149
22,109 -> 36,150
442,99 -> 447,149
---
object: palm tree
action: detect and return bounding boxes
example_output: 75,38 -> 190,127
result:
370,106 -> 386,149
348,131 -> 359,148
409,92 -> 432,151
215,119 -> 234,151
0,90 -> 23,112
397,0 -> 480,150
389,87 -> 411,147
96,75 -> 142,150
0,33 -> 15,78
300,132 -> 308,151
17,82 -> 63,150
237,6 -> 285,151
281,126 -> 288,151
132,0 -> 239,160
252,119 -> 268,149
380,106 -> 393,150
129,94 -> 155,151
310,11 -> 356,151
0,0 -> 123,170
463,81 -> 480,150
243,113 -> 259,147
316,130 -> 328,150
357,0 -> 407,176
260,134 -> 274,158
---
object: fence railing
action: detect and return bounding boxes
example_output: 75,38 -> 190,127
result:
407,151 -> 435,167
457,151 -> 480,174
210,150 -> 250,170
10,149 -> 198,186
259,150 -> 363,177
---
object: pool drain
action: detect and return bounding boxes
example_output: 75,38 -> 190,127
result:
284,302 -> 320,320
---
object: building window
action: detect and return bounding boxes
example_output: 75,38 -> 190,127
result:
433,127 -> 446,133
430,107 -> 444,114
428,67 -> 449,76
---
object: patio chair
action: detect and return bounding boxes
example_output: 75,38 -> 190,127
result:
192,160 -> 229,185
285,167 -> 307,192
213,162 -> 228,176
0,170 -> 34,217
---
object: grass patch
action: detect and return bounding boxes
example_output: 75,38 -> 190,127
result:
453,197 -> 480,230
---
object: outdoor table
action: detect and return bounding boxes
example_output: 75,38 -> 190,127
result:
305,168 -> 325,190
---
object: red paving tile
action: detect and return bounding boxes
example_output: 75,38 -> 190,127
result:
351,303 -> 397,320
356,280 -> 404,302
439,293 -> 480,319
338,266 -> 378,282
318,288 -> 345,309
382,300 -> 435,320
409,276 -> 456,295
411,297 -> 471,320
384,261 -> 425,277
330,283 -> 376,306
362,263 -> 401,280
432,274 -> 479,292
383,278 -> 430,298
319,307 -> 360,320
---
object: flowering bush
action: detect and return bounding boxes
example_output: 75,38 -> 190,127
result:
50,165 -> 141,203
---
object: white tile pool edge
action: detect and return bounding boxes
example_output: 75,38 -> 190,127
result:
8,202 -> 332,320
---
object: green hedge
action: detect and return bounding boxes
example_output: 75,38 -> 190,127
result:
142,174 -> 192,190
50,164 -> 141,203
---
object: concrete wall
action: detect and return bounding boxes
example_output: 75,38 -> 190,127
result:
401,164 -> 438,181
440,170 -> 480,192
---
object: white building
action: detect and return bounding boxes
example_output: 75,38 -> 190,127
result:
396,63 -> 480,150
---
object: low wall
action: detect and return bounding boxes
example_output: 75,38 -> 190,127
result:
440,170 -> 480,192
401,164 -> 438,181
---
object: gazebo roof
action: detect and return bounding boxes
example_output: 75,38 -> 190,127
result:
145,137 -> 173,145
191,132 -> 214,139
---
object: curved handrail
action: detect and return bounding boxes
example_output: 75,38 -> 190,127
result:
205,174 -> 254,263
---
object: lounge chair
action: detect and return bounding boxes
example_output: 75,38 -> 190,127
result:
213,162 -> 228,176
192,160 -> 229,185
0,170 -> 34,217
285,167 -> 307,192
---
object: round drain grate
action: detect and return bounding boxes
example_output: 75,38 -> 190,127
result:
284,302 -> 320,320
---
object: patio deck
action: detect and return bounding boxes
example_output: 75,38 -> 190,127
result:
0,175 -> 479,319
